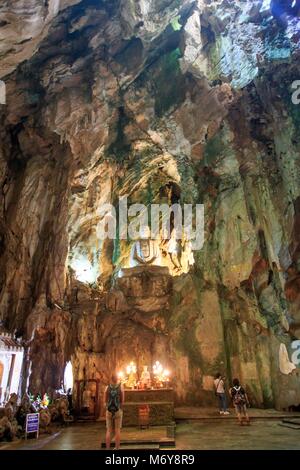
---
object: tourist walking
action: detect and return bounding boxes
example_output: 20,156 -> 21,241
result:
105,373 -> 125,450
230,378 -> 250,425
214,373 -> 230,415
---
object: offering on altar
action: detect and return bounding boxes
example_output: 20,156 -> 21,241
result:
41,393 -> 50,408
118,361 -> 171,389
153,361 -> 171,388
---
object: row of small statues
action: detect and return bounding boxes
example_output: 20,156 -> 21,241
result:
126,377 -> 169,390
0,392 -> 72,442
121,364 -> 170,389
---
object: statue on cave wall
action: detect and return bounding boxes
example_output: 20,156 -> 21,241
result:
130,226 -> 161,267
125,221 -> 196,275
279,343 -> 297,375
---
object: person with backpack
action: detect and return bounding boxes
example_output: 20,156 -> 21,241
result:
214,373 -> 230,415
230,378 -> 250,425
105,373 -> 125,450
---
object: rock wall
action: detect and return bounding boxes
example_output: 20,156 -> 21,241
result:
0,0 -> 300,408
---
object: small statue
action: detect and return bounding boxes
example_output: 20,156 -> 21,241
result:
82,387 -> 92,412
20,393 -> 31,411
1,393 -> 20,441
6,393 -> 18,415
126,362 -> 137,389
41,393 -> 50,408
16,393 -> 32,428
167,229 -> 182,271
279,343 -> 296,375
140,366 -> 151,389
183,236 -> 195,267
4,402 -> 14,421
0,416 -> 14,441
127,372 -> 136,389
39,408 -> 51,429
48,404 -> 59,422
55,396 -> 69,421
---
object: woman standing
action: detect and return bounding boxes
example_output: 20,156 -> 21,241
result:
230,378 -> 250,425
214,373 -> 230,415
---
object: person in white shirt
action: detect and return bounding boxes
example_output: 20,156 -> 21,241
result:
214,373 -> 230,415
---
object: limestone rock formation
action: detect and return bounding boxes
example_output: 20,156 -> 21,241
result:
0,0 -> 300,409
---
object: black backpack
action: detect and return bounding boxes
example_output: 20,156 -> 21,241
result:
107,384 -> 121,414
232,386 -> 246,406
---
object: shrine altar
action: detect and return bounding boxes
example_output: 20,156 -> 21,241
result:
123,388 -> 174,426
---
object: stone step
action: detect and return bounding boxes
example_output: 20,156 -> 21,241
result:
121,444 -> 161,450
124,401 -> 174,405
76,417 -> 97,422
101,438 -> 175,449
175,410 -> 300,421
103,444 -> 161,450
278,423 -> 300,430
282,418 -> 300,425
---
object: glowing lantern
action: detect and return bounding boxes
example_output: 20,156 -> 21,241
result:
126,361 -> 137,374
153,361 -> 163,375
117,371 -> 126,384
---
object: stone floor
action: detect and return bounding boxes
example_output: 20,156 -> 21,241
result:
175,406 -> 300,420
175,420 -> 300,450
1,410 -> 300,450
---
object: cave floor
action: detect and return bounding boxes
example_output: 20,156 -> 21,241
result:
1,409 -> 300,450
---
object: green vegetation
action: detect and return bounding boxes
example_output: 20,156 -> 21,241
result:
112,227 -> 120,265
171,16 -> 182,32
137,47 -> 186,117
176,327 -> 204,369
155,48 -> 185,117
177,159 -> 198,204
105,106 -> 131,162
